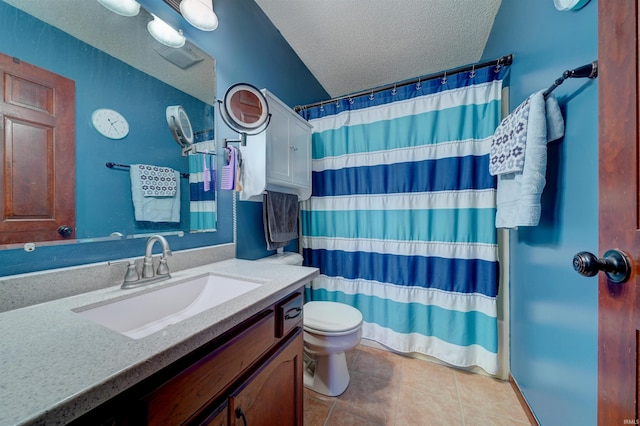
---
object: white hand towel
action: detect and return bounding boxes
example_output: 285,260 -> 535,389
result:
495,91 -> 564,228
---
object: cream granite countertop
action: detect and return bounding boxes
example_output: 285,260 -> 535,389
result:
0,259 -> 318,426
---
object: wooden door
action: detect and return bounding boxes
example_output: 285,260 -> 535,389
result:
598,2 -> 640,424
0,52 -> 75,244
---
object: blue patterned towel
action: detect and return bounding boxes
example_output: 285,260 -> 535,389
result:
489,95 -> 531,176
133,164 -> 178,197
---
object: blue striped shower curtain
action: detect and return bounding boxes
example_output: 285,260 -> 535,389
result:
188,141 -> 217,231
298,64 -> 508,374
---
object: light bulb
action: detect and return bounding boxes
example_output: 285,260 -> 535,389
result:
180,0 -> 218,31
147,15 -> 186,48
96,0 -> 140,17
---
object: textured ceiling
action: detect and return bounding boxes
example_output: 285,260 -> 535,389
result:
254,0 -> 502,98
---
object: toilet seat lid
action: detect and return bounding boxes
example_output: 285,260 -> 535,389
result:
304,301 -> 363,333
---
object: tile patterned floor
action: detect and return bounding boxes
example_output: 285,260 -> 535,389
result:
304,345 -> 534,426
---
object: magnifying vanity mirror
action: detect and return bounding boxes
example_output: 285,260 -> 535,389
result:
166,105 -> 195,156
0,0 -> 218,247
219,83 -> 270,145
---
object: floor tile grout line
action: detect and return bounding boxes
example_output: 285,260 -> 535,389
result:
322,398 -> 337,426
453,370 -> 468,426
390,357 -> 406,426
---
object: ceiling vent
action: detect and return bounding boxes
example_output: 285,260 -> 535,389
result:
153,41 -> 204,69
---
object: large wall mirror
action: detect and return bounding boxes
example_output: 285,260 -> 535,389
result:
0,0 -> 217,248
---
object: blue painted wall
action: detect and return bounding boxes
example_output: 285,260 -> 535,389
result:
482,2 -> 598,425
0,0 -> 327,276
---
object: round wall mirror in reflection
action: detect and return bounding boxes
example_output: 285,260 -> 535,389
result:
166,105 -> 194,154
220,83 -> 270,134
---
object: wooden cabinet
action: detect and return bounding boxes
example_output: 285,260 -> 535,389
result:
144,310 -> 277,424
199,401 -> 228,426
70,290 -> 304,426
229,331 -> 303,426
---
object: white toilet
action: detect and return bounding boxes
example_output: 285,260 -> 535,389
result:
302,301 -> 363,396
259,252 -> 364,396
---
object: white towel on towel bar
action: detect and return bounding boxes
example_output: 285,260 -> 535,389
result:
495,91 -> 565,228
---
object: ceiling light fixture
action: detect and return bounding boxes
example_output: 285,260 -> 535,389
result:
96,0 -> 141,17
179,0 -> 218,31
147,14 -> 186,48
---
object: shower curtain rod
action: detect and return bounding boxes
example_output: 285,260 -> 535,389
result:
294,54 -> 513,112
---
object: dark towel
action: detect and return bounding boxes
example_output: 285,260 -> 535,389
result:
263,191 -> 299,250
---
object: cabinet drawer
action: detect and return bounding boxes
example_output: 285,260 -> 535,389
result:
276,292 -> 303,338
145,310 -> 276,425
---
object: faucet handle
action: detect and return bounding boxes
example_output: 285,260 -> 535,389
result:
156,257 -> 170,276
124,260 -> 140,282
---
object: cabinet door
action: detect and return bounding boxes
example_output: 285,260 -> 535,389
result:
289,119 -> 311,189
229,329 -> 303,426
266,100 -> 291,183
199,401 -> 228,426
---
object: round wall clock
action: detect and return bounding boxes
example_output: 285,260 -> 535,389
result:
91,108 -> 129,139
554,0 -> 591,11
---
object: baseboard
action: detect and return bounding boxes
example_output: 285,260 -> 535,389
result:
508,374 -> 539,426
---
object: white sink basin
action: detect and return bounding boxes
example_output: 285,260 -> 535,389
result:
74,273 -> 263,339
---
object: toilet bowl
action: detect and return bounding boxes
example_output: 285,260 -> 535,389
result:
258,253 -> 364,396
303,301 -> 363,396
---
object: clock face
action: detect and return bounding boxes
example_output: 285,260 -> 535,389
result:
91,108 -> 129,139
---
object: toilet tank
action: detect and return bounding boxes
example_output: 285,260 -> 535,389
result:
258,252 -> 303,266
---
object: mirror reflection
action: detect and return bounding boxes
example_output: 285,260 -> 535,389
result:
0,0 -> 217,246
221,83 -> 270,134
231,90 -> 264,125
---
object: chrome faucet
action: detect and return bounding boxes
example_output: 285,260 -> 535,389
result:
120,234 -> 172,289
142,235 -> 172,278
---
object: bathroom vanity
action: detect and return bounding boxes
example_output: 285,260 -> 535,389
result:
75,289 -> 304,425
0,257 -> 317,425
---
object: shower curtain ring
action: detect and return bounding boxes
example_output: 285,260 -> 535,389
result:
349,97 -> 354,105
369,90 -> 375,101
391,84 -> 397,96
336,99 -> 341,109
416,78 -> 422,90
470,64 -> 476,78
441,71 -> 447,85
495,59 -> 501,73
